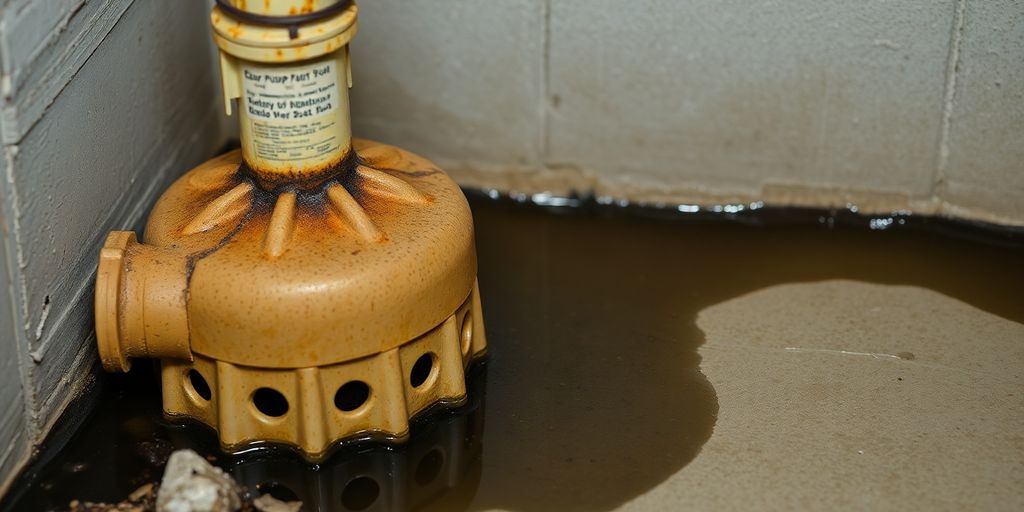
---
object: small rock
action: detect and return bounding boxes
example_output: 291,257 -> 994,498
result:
138,438 -> 175,467
156,450 -> 242,512
253,494 -> 303,512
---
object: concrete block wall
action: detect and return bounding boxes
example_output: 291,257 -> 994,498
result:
0,0 -> 227,492
351,0 -> 1024,226
943,0 -> 1024,224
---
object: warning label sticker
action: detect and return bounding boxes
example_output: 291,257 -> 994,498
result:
241,60 -> 342,163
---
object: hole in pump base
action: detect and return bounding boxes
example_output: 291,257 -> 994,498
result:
335,381 -> 371,412
252,388 -> 289,418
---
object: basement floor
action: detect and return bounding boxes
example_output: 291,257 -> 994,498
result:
3,193 -> 1022,511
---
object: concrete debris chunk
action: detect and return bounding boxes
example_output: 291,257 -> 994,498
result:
156,450 -> 242,512
253,494 -> 303,512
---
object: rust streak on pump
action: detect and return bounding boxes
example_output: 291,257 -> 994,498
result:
93,0 -> 486,460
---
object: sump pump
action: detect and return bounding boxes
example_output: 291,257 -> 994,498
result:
94,0 -> 486,460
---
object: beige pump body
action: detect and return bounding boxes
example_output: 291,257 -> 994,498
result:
94,0 -> 486,460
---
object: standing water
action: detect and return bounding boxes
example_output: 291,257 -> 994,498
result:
3,193 -> 1022,511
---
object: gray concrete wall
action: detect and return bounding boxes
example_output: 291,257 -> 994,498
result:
0,0 -> 227,492
351,0 -> 1024,226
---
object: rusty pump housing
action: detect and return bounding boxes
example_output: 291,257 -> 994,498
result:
94,0 -> 486,460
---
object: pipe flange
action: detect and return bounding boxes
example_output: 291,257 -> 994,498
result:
95,231 -> 136,372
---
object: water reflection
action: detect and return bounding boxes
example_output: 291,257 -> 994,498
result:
0,367 -> 485,512
197,368 -> 487,512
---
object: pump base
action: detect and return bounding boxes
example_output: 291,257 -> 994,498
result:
95,139 -> 487,459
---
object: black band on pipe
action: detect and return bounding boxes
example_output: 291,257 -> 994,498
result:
214,0 -> 354,39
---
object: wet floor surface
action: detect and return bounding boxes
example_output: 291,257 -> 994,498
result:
3,195 -> 1023,511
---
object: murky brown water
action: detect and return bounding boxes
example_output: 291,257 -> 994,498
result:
3,194 -> 1022,511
